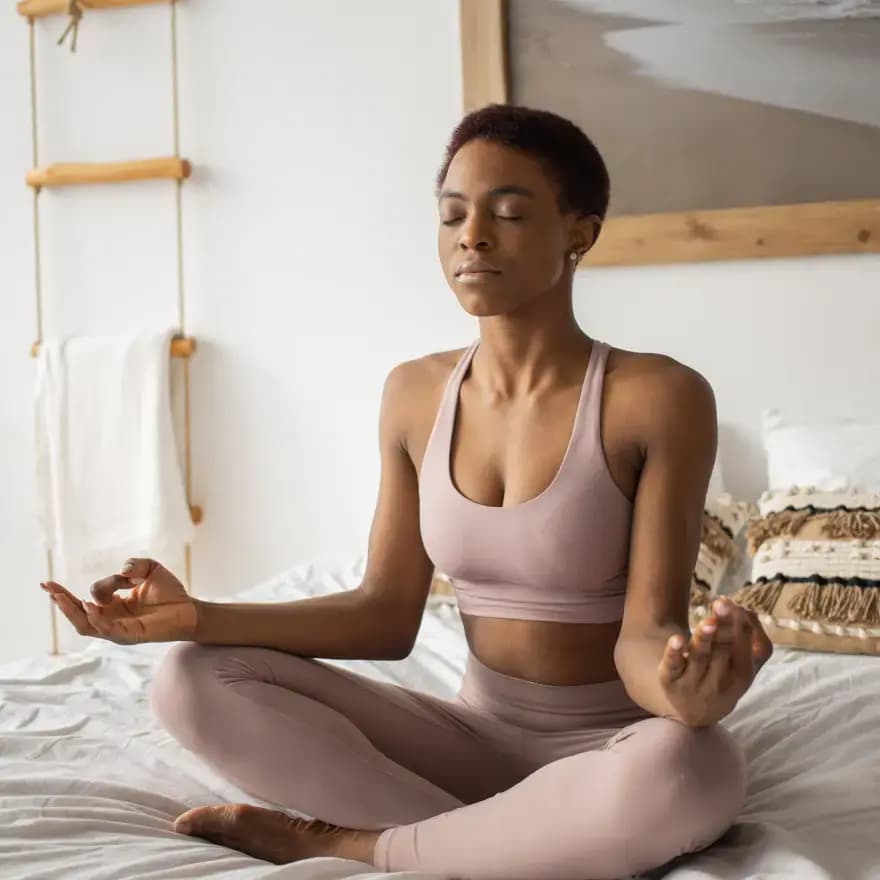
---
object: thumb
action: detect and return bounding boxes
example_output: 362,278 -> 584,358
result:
119,557 -> 182,588
658,633 -> 688,686
89,573 -> 138,605
118,557 -> 162,582
90,558 -> 171,604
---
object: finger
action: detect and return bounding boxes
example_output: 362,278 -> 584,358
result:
731,607 -> 757,683
703,605 -> 744,692
709,599 -> 738,650
52,593 -> 101,638
735,605 -> 768,662
658,633 -> 688,685
42,581 -> 86,611
745,609 -> 774,666
119,557 -> 163,585
82,601 -> 127,642
753,631 -> 773,669
685,618 -> 716,683
84,601 -> 143,644
89,574 -> 140,605
742,606 -> 764,634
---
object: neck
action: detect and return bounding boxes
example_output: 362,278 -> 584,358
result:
471,320 -> 593,398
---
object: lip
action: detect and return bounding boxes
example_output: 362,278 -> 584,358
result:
456,270 -> 501,281
455,262 -> 501,277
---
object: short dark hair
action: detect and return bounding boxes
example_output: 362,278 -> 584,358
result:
435,103 -> 610,236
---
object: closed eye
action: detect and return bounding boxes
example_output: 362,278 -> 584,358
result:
441,216 -> 522,225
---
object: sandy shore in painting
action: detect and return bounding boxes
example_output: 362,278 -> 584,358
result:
507,3 -> 880,215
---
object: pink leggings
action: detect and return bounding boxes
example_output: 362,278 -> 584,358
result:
149,641 -> 747,880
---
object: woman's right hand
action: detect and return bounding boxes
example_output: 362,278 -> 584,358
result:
40,558 -> 199,645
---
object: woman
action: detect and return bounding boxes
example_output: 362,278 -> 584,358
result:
41,103 -> 773,880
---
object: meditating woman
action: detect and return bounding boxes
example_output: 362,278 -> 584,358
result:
41,103 -> 773,880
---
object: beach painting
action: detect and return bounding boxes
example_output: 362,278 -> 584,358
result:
493,0 -> 880,264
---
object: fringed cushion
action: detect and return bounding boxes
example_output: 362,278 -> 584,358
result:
730,485 -> 880,656
428,570 -> 456,606
688,494 -> 754,632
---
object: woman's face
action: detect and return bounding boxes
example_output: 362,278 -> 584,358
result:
437,138 -> 595,316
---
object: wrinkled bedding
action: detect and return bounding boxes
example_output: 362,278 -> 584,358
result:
2,557 -> 877,879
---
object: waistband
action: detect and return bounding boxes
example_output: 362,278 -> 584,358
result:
457,648 -> 653,732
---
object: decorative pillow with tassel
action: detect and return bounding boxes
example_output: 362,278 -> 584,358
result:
688,493 -> 754,632
428,569 -> 456,609
729,485 -> 880,656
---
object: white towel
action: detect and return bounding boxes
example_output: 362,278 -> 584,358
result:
34,328 -> 196,580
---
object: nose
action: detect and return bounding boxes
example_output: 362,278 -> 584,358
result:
457,211 -> 494,252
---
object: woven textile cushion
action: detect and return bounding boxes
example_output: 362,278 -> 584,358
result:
687,493 -> 753,632
729,485 -> 880,656
428,492 -> 754,636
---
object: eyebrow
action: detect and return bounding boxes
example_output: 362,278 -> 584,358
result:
438,185 -> 536,202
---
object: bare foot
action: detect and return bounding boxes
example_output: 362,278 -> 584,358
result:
173,803 -> 381,865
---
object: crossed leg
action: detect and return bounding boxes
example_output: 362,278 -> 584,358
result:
150,642 -> 746,879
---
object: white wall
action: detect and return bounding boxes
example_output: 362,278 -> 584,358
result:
581,251 -> 879,503
1,0 -> 467,661
1,0 -> 877,663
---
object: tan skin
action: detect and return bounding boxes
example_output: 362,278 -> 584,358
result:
39,138 -> 773,866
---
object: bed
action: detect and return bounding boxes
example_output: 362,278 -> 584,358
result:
2,555 -> 877,880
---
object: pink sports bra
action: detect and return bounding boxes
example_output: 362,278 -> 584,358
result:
419,338 -> 633,624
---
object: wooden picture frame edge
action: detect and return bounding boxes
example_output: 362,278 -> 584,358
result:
458,0 -> 880,267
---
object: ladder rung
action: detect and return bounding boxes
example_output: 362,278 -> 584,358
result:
18,0 -> 170,18
27,157 -> 191,189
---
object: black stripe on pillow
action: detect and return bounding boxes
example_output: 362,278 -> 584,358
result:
750,573 -> 880,589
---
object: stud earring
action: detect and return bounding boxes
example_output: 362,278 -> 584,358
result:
569,251 -> 580,261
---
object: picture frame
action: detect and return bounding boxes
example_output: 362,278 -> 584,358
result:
459,0 -> 880,267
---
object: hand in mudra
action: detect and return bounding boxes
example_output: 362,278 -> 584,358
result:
40,558 -> 198,645
658,596 -> 774,728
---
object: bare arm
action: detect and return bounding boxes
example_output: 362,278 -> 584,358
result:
192,360 -> 435,660
612,358 -> 774,724
191,591 -> 398,659
612,360 -> 716,717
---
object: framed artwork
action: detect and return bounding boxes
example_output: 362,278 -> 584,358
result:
459,0 -> 880,267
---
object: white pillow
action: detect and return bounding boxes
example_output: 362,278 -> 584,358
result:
761,407 -> 880,491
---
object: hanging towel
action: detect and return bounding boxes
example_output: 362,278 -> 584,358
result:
34,328 -> 196,579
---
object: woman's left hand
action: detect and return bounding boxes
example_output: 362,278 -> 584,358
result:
658,596 -> 774,728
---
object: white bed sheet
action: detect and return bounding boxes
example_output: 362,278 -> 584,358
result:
1,556 -> 877,880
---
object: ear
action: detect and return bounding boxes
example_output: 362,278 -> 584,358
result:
584,213 -> 603,249
569,213 -> 603,257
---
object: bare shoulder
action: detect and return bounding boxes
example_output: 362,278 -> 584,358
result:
605,344 -> 716,440
381,345 -> 470,456
383,345 -> 468,398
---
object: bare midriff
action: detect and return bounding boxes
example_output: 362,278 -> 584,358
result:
413,342 -> 640,688
459,613 -> 624,685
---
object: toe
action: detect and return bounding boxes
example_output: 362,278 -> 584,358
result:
174,804 -> 234,838
173,810 -> 197,835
